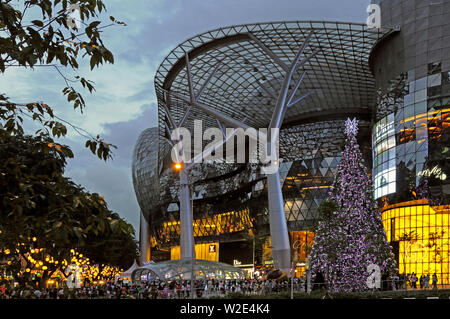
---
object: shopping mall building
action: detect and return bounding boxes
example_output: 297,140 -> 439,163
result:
132,0 -> 450,282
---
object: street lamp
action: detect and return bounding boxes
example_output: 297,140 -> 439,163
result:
173,162 -> 183,171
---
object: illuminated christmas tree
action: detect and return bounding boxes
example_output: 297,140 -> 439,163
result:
309,118 -> 397,292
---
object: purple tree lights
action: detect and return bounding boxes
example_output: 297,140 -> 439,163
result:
309,118 -> 397,292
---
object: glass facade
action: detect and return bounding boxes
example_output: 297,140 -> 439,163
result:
280,119 -> 371,230
374,65 -> 450,207
381,201 -> 450,286
373,32 -> 450,280
132,127 -> 161,222
132,259 -> 245,282
159,209 -> 254,246
135,118 -> 371,268
373,113 -> 396,199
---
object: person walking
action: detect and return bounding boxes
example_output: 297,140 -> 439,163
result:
432,273 -> 438,291
424,274 -> 430,290
267,280 -> 273,294
411,273 -> 417,289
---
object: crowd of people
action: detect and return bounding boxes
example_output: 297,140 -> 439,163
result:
131,278 -> 307,299
0,283 -> 133,299
0,272 -> 442,299
389,273 -> 439,291
0,278 -> 306,299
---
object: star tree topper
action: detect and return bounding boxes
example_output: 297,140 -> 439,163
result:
344,117 -> 359,137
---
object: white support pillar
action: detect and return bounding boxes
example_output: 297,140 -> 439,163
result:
179,169 -> 195,259
266,171 -> 290,273
139,211 -> 150,265
162,98 -> 196,261
263,31 -> 316,274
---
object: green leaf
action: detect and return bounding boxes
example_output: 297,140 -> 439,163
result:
90,56 -> 97,70
67,91 -> 77,102
89,21 -> 101,29
31,20 -> 44,27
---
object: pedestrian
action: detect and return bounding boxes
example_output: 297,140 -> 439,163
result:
411,273 -> 417,289
432,273 -> 438,291
267,280 -> 272,293
33,288 -> 42,299
424,274 -> 430,290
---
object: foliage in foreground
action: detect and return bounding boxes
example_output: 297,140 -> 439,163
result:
0,133 -> 137,287
1,0 -> 126,160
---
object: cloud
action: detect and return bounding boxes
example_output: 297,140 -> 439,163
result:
64,103 -> 157,231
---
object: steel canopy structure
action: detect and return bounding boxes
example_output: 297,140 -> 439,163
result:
151,21 -> 393,273
155,21 -> 393,160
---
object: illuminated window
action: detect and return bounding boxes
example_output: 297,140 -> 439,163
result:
160,209 -> 253,243
373,114 -> 397,199
382,201 -> 450,286
170,243 -> 219,261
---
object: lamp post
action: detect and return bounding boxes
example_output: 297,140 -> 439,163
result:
291,254 -> 298,299
190,256 -> 195,299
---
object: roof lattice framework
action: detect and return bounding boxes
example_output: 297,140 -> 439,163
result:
154,21 -> 393,161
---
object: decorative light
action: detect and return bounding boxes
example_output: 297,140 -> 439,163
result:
344,117 -> 359,137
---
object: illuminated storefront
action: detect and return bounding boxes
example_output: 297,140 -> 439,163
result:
373,62 -> 450,284
291,231 -> 314,278
159,209 -> 254,244
261,231 -> 314,278
381,200 -> 450,285
170,243 -> 219,261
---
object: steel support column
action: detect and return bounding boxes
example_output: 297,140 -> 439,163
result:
139,211 -> 151,265
266,168 -> 291,273
263,32 -> 314,275
179,169 -> 195,259
163,101 -> 196,260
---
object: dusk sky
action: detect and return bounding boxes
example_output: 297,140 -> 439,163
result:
0,0 -> 371,235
